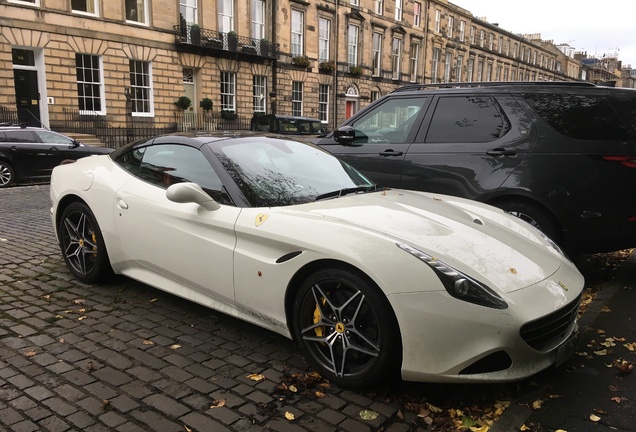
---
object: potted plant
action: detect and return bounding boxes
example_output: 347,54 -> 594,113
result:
199,97 -> 213,111
349,65 -> 363,76
319,60 -> 336,73
292,55 -> 311,68
190,24 -> 201,45
221,109 -> 237,119
175,96 -> 192,111
227,31 -> 238,51
260,38 -> 270,56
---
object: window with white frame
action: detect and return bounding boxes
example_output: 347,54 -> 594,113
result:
477,59 -> 484,81
292,81 -> 303,116
504,67 -> 509,81
447,16 -> 454,38
495,65 -> 502,81
409,42 -> 419,82
435,10 -> 441,32
180,0 -> 196,25
459,20 -> 465,42
513,43 -> 518,58
431,48 -> 440,82
8,0 -> 40,6
125,0 -> 147,24
489,33 -> 493,50
72,0 -> 98,15
291,10 -> 304,56
443,52 -> 452,82
498,36 -> 503,53
467,57 -> 474,81
470,26 -> 475,44
413,2 -> 421,27
374,0 -> 383,14
253,75 -> 266,113
392,37 -> 401,80
129,60 -> 152,115
220,71 -> 236,111
533,50 -> 537,65
347,25 -> 359,66
455,54 -> 463,82
76,54 -> 104,113
318,84 -> 329,123
395,0 -> 402,21
486,62 -> 492,80
251,0 -> 265,40
318,17 -> 330,62
479,30 -> 484,47
218,0 -> 234,32
511,68 -> 516,80
372,32 -> 382,76
370,90 -> 380,102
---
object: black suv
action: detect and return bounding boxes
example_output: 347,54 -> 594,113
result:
251,114 -> 327,136
316,82 -> 636,253
0,125 -> 112,188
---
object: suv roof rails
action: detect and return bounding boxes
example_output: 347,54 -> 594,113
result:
390,81 -> 597,93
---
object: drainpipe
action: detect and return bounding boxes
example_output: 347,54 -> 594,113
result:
422,0 -> 430,83
332,1 -> 339,129
271,0 -> 278,114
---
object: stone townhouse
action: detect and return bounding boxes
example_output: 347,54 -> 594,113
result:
0,0 -> 579,138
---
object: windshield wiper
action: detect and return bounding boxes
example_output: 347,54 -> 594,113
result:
314,185 -> 377,201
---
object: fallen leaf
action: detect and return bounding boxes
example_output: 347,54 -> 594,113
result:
150,298 -> 158,302
428,403 -> 443,413
593,349 -> 608,356
555,430 -> 568,432
596,328 -> 605,334
616,360 -> 633,374
608,385 -> 620,392
359,409 -> 379,420
169,344 -> 181,350
532,399 -> 543,410
183,425 -> 192,432
314,391 -> 326,398
548,394 -> 564,399
624,342 -> 636,352
58,338 -> 64,343
142,340 -> 154,345
77,316 -> 87,321
285,412 -> 295,421
611,397 -> 624,404
509,268 -> 518,274
24,351 -> 36,357
73,299 -> 85,304
210,399 -> 226,408
102,399 -> 110,410
520,426 -> 530,431
590,414 -> 601,422
469,426 -> 489,432
288,385 -> 297,393
601,338 -> 616,347
601,306 -> 611,313
43,295 -> 50,299
247,373 -> 265,382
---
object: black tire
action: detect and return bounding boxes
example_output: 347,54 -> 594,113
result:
58,202 -> 113,284
496,199 -> 561,244
292,267 -> 401,387
0,160 -> 15,188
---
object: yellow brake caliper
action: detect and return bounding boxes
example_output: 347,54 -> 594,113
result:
313,297 -> 327,337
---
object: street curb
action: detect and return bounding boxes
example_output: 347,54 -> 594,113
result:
489,249 -> 636,432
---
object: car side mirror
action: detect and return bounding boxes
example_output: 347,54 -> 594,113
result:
166,182 -> 220,211
70,139 -> 81,149
333,126 -> 357,146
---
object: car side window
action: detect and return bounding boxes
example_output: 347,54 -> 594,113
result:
116,144 -> 232,205
425,96 -> 510,143
522,93 -> 630,141
34,131 -> 74,145
4,131 -> 37,143
349,97 -> 429,144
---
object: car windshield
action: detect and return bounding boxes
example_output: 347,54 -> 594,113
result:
212,138 -> 375,207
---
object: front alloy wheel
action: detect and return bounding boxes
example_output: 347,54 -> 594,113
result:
59,202 -> 112,283
293,268 -> 400,387
0,161 -> 15,188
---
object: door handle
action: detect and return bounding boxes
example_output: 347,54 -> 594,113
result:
487,148 -> 517,156
378,150 -> 404,157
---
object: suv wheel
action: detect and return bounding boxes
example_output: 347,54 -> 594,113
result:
496,200 -> 561,244
0,161 -> 15,188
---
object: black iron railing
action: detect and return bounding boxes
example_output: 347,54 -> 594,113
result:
174,24 -> 279,60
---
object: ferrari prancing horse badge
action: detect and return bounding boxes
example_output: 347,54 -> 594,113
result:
255,213 -> 269,227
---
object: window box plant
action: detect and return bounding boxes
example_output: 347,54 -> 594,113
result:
319,60 -> 336,73
190,24 -> 201,45
260,38 -> 270,56
292,55 -> 311,68
227,31 -> 238,51
349,65 -> 363,76
221,109 -> 237,119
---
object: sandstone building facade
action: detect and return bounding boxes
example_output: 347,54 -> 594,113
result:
0,0 -> 594,136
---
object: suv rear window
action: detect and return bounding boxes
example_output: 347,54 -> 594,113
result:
426,96 -> 510,143
522,93 -> 630,141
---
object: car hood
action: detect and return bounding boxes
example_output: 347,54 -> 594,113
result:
285,189 -> 563,293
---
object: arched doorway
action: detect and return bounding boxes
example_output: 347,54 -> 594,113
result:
344,84 -> 359,120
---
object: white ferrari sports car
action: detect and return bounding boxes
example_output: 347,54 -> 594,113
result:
50,132 -> 584,386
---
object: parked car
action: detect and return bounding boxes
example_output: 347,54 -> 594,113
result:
315,82 -> 636,254
251,114 -> 326,135
50,131 -> 583,386
0,124 -> 112,187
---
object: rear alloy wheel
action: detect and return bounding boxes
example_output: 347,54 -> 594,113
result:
0,161 -> 15,188
59,202 -> 112,284
292,268 -> 400,387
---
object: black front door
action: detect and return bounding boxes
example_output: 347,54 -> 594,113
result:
13,69 -> 41,127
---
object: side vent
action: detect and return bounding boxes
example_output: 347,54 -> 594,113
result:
276,251 -> 302,263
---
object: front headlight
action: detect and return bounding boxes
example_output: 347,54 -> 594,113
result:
397,243 -> 508,310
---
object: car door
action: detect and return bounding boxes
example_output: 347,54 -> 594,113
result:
34,130 -> 84,168
1,130 -> 49,180
317,96 -> 431,188
113,143 -> 240,306
402,94 -> 536,201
